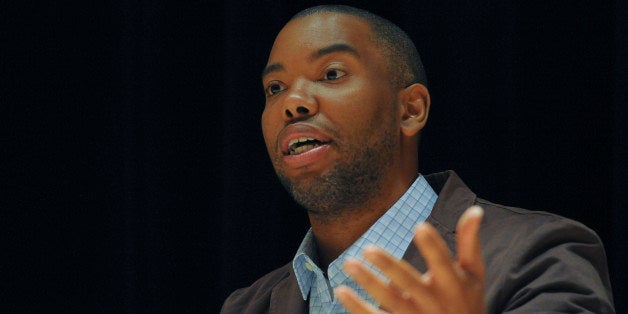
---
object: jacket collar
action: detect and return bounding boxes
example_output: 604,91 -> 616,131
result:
269,265 -> 307,313
404,170 -> 477,270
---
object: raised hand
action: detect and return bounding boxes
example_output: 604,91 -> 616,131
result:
335,206 -> 486,314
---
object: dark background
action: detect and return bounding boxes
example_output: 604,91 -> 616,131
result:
2,0 -> 626,312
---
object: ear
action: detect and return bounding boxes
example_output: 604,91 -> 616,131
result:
399,83 -> 430,137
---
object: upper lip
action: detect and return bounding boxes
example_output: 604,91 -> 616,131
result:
278,123 -> 332,155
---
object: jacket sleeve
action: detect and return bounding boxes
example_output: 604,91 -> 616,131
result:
486,217 -> 614,313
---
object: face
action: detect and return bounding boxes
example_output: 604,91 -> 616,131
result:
261,13 -> 404,217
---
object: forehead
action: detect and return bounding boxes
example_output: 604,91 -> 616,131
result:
268,13 -> 377,64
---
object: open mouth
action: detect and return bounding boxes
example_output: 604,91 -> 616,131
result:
287,137 -> 327,155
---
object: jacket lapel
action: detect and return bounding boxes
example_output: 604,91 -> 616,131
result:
268,269 -> 307,314
403,171 -> 477,269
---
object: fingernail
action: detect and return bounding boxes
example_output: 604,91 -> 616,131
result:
458,206 -> 484,226
363,244 -> 382,257
334,286 -> 350,298
415,221 -> 432,233
467,205 -> 484,217
343,259 -> 359,275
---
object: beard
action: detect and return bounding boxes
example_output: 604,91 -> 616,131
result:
275,122 -> 397,223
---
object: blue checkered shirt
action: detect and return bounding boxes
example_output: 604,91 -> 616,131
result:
292,174 -> 437,314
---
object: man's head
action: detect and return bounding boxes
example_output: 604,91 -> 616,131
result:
290,5 -> 427,89
261,5 -> 430,221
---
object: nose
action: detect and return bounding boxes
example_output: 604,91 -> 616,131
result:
282,78 -> 317,121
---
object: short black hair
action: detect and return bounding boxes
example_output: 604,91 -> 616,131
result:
291,5 -> 427,88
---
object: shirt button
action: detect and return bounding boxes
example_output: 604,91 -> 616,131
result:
305,262 -> 313,271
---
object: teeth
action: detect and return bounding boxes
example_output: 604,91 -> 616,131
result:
292,144 -> 318,155
288,137 -> 322,155
288,137 -> 315,148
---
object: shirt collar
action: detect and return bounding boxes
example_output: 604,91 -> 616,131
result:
292,174 -> 438,300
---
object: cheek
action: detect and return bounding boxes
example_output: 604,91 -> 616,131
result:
334,88 -> 394,129
261,110 -> 277,152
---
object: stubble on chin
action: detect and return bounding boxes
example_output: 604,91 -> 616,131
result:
276,136 -> 395,224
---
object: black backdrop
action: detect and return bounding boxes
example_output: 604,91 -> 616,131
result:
3,0 -> 626,312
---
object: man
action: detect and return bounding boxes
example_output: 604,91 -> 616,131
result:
221,5 -> 614,313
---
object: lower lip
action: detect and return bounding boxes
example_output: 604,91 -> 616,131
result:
283,144 -> 331,169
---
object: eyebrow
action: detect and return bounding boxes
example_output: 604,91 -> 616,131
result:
261,63 -> 284,79
261,43 -> 360,79
309,43 -> 360,61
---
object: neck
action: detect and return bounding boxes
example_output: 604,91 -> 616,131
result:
308,205 -> 386,269
308,172 -> 418,269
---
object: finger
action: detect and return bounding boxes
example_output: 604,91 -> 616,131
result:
413,222 -> 460,289
455,205 -> 485,278
361,246 -> 440,312
343,258 -> 414,312
335,285 -> 383,314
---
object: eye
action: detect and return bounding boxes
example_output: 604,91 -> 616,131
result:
265,81 -> 286,96
323,69 -> 346,81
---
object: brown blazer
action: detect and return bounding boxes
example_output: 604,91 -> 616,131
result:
221,170 -> 614,313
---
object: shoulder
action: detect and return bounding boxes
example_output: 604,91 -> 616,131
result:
220,262 -> 293,314
476,197 -> 603,247
424,170 -> 614,311
475,198 -> 615,313
475,197 -> 608,275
